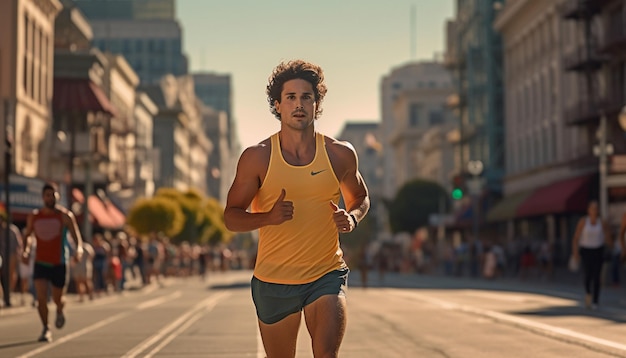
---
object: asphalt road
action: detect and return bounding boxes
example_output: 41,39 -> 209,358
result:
1,270 -> 625,357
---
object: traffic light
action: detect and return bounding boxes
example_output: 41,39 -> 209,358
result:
451,174 -> 464,200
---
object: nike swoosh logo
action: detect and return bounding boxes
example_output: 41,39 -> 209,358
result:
310,170 -> 327,176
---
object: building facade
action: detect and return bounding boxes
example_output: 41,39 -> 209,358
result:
445,0 -> 505,196
143,74 -> 211,194
72,0 -> 175,21
0,0 -> 63,180
73,0 -> 187,85
488,0 -> 626,257
380,61 -> 455,200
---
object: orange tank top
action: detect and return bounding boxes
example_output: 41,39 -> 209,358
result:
33,209 -> 68,265
251,132 -> 346,284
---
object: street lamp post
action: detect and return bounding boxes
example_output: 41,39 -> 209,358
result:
3,124 -> 13,307
467,160 -> 484,244
594,112 -> 613,219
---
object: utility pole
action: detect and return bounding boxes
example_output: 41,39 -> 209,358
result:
3,103 -> 14,307
595,113 -> 612,219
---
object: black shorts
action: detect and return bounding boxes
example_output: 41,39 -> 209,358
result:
251,268 -> 349,325
33,263 -> 68,288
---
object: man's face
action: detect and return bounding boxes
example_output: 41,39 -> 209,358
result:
42,189 -> 57,209
275,79 -> 317,129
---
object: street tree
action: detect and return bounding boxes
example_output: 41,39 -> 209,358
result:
388,179 -> 449,234
126,196 -> 185,237
155,188 -> 232,245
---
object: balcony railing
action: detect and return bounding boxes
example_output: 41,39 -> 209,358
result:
600,19 -> 626,55
562,43 -> 606,73
563,92 -> 625,125
561,0 -> 602,20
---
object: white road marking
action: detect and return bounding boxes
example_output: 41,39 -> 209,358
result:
122,291 -> 230,358
391,290 -> 626,355
16,312 -> 131,358
16,290 -> 183,358
143,293 -> 227,358
137,291 -> 182,310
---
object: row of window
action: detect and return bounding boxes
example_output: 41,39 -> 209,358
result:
22,14 -> 51,106
93,38 -> 181,54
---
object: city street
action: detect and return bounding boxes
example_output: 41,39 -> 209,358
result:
0,270 -> 625,357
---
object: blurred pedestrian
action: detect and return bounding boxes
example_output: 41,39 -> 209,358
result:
0,203 -> 23,303
91,233 -> 110,296
570,200 -> 612,310
71,241 -> 94,302
224,59 -> 370,358
19,235 -> 36,306
22,183 -> 83,342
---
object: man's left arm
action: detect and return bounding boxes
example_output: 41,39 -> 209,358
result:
63,211 -> 83,259
333,141 -> 370,231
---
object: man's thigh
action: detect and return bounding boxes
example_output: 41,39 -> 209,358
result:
304,294 -> 347,356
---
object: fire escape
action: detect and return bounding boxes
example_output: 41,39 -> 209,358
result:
561,0 -> 609,126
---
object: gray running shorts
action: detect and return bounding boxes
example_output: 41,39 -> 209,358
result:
251,268 -> 349,324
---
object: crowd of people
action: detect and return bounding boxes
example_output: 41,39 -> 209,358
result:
0,184 -> 252,342
3,231 -> 251,306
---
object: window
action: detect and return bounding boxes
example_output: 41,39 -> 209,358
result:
409,103 -> 421,127
429,110 -> 444,125
21,116 -> 33,163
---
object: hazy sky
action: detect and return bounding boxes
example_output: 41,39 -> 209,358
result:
177,0 -> 455,149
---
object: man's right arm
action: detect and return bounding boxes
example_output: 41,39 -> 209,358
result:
224,146 -> 293,232
571,218 -> 584,259
22,213 -> 34,261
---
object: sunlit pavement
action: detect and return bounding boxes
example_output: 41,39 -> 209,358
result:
0,269 -> 625,357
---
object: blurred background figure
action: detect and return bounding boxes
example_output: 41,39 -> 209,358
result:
571,201 -> 612,310
0,204 -> 23,306
19,234 -> 36,306
71,241 -> 94,302
92,234 -> 111,296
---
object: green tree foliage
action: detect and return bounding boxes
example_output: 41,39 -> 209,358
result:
152,187 -> 233,245
388,179 -> 449,234
126,197 -> 185,237
201,197 -> 234,245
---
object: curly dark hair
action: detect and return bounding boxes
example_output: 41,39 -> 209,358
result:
266,59 -> 328,120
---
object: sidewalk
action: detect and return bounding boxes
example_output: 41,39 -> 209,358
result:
0,268 -> 149,316
349,265 -> 626,310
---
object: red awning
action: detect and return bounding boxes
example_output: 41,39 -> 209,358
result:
516,175 -> 592,218
102,199 -> 126,229
53,78 -> 117,116
72,188 -> 118,229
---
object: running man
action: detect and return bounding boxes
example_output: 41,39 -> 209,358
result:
22,183 -> 83,342
224,59 -> 370,357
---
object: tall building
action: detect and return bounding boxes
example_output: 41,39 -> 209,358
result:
141,74 -> 211,193
71,0 -> 174,20
73,0 -> 188,84
0,0 -> 63,222
192,73 -> 236,145
380,61 -> 455,200
192,72 -> 239,203
490,0 -> 595,259
445,0 -> 505,196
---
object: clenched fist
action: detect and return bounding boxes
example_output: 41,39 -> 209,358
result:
330,201 -> 355,233
268,189 -> 294,225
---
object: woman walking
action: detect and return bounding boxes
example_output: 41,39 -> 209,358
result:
571,201 -> 612,310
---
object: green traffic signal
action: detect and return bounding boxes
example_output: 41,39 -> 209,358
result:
452,188 -> 463,200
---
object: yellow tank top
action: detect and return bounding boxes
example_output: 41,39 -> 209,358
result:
251,132 -> 347,284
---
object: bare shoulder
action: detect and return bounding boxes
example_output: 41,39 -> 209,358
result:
238,138 -> 271,170
323,135 -> 357,161
323,135 -> 358,182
